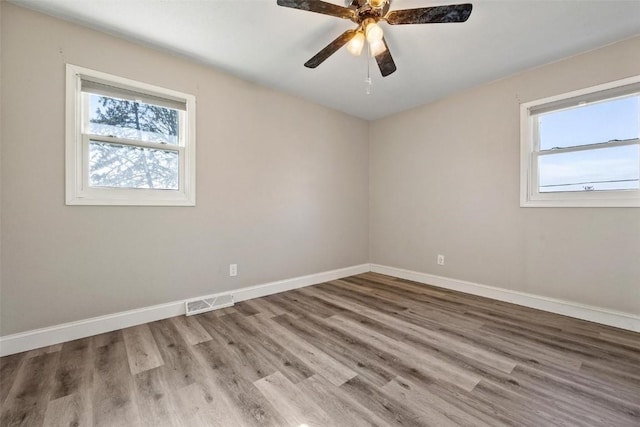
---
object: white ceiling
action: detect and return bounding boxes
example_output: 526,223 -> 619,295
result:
11,0 -> 640,120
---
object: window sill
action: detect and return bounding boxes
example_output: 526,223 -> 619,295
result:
520,198 -> 640,208
66,190 -> 195,206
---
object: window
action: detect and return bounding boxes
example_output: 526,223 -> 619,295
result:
520,76 -> 640,207
66,64 -> 196,205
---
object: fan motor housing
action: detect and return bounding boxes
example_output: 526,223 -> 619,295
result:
347,0 -> 390,24
346,0 -> 367,7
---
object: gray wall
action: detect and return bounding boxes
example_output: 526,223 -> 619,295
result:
370,36 -> 640,315
0,4 -> 369,335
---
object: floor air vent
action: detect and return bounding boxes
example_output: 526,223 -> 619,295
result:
185,294 -> 234,316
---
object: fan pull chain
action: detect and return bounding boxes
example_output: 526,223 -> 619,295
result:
365,43 -> 372,95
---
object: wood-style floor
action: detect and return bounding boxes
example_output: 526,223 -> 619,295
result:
1,272 -> 639,426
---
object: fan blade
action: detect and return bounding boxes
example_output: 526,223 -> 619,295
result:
277,0 -> 356,20
304,29 -> 357,69
374,38 -> 396,77
386,4 -> 472,25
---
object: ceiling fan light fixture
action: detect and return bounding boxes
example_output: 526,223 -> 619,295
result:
365,21 -> 383,44
346,31 -> 365,56
367,0 -> 386,8
369,39 -> 386,57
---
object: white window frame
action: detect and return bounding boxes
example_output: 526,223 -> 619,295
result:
520,75 -> 640,208
66,64 -> 196,206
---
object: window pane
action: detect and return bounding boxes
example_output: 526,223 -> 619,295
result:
538,145 -> 639,193
538,95 -> 639,150
85,94 -> 179,145
89,141 -> 179,190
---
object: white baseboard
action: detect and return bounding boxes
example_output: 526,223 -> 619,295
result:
232,264 -> 370,302
0,263 -> 370,357
370,264 -> 640,333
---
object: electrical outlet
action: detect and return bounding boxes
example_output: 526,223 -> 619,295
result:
229,264 -> 238,277
437,254 -> 445,266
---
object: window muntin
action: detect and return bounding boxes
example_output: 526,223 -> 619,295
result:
66,64 -> 196,205
520,76 -> 640,207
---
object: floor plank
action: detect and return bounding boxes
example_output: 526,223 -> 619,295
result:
273,312 -> 397,387
339,375 -> 424,426
43,393 -> 92,427
147,320 -> 204,390
0,352 -> 25,406
173,381 -> 244,426
191,338 -> 287,426
122,324 -> 164,375
169,316 -> 212,346
381,376 -> 484,427
326,313 -> 481,392
133,366 -> 182,427
254,371 -> 332,426
245,314 -> 357,386
0,351 -> 60,427
92,342 -> 141,427
51,338 -> 94,401
297,374 -> 389,427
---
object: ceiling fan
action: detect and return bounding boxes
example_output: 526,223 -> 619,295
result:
277,0 -> 473,77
